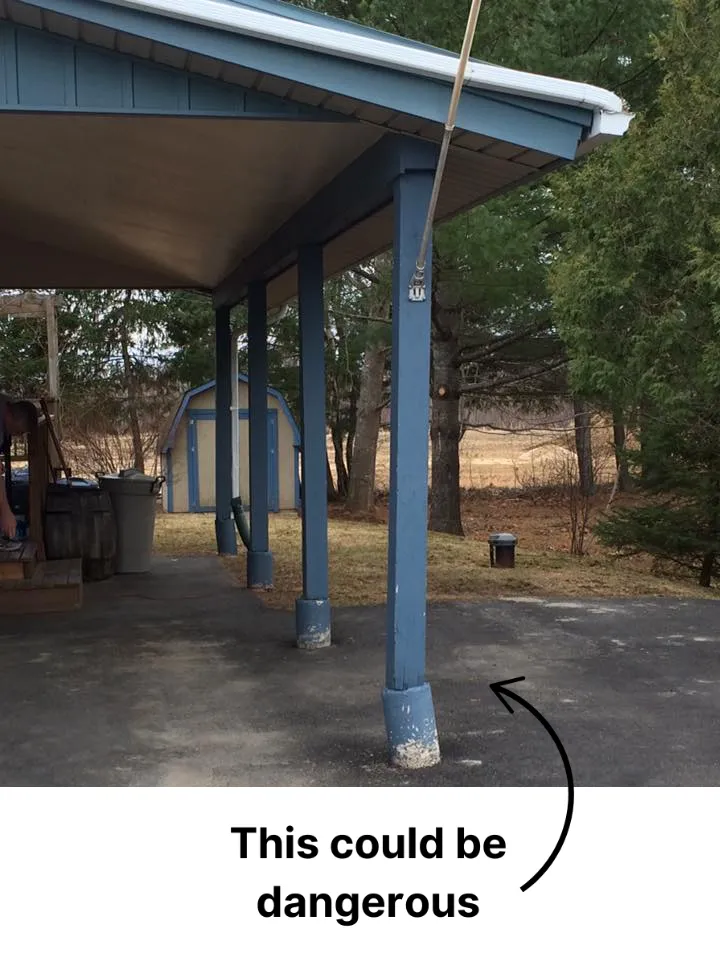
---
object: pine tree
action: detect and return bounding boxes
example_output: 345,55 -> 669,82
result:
553,0 -> 720,586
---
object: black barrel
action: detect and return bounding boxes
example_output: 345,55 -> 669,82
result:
44,481 -> 117,581
488,532 -> 518,569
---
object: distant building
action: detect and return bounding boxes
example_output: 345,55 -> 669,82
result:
159,376 -> 300,514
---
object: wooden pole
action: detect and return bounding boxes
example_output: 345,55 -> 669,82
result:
45,296 -> 60,429
0,293 -> 62,421
28,418 -> 48,560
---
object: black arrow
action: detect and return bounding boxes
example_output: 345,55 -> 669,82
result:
490,676 -> 574,893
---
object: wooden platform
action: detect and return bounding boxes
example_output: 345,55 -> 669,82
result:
0,558 -> 83,614
0,541 -> 39,581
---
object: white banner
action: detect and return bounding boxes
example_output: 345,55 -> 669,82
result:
0,788 -> 715,959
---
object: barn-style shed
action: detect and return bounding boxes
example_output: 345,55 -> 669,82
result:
160,375 -> 300,514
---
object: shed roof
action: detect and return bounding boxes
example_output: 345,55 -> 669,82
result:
160,373 -> 299,452
0,0 -> 631,306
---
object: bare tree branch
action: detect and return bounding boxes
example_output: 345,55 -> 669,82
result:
460,358 -> 569,395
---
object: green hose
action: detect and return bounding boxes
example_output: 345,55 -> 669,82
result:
231,496 -> 251,551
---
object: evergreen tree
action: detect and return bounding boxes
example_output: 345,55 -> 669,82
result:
552,0 -> 720,585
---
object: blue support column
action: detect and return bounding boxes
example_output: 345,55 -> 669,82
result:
382,169 -> 440,768
215,305 -> 237,556
247,280 -> 273,588
295,244 -> 331,649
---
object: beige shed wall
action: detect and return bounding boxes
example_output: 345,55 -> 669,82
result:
162,382 -> 298,513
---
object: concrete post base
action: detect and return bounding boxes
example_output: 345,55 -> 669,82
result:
295,597 -> 331,649
247,550 -> 273,589
382,683 -> 441,768
215,517 -> 237,556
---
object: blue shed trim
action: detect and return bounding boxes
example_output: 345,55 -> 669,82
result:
186,415 -> 199,512
0,20 -> 348,120
187,407 -> 280,512
165,449 -> 174,513
161,374 -> 299,454
293,443 -> 300,512
18,1 -> 588,155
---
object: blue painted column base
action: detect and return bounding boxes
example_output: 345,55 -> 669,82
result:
247,550 -> 274,590
382,683 -> 441,769
295,598 -> 331,650
215,518 -> 237,557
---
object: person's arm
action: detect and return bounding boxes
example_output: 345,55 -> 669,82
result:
0,464 -> 16,538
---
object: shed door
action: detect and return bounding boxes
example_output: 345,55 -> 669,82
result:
188,410 -> 279,512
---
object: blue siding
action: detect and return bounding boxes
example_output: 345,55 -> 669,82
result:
15,29 -> 75,107
76,47 -> 133,108
189,76 -> 245,114
0,22 -> 18,105
0,20 -> 345,119
132,60 -> 189,112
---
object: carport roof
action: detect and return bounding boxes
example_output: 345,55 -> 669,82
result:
0,0 -> 632,306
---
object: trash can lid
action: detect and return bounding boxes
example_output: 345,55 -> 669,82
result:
97,469 -> 159,482
119,468 -> 153,480
97,470 -> 164,494
488,532 -> 518,545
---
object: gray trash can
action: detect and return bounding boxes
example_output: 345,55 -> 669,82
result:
488,532 -> 518,569
98,469 -> 164,574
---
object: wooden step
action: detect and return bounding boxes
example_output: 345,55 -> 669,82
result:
0,558 -> 83,614
0,540 -> 38,581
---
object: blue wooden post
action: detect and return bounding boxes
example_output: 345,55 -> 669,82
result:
247,280 -> 273,588
296,244 -> 331,649
215,305 -> 237,556
382,169 -> 440,768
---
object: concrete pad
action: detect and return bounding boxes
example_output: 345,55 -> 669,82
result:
1,557 -> 718,786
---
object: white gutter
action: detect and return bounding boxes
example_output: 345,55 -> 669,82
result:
99,0 -> 631,139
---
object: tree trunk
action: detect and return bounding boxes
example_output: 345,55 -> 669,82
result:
700,480 -> 720,587
120,291 -> 145,473
700,551 -> 715,588
573,396 -> 595,497
325,452 -> 338,502
345,385 -> 357,480
430,298 -> 463,536
612,408 -> 631,492
331,423 -> 349,499
347,343 -> 386,513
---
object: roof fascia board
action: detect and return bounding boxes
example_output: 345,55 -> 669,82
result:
102,0 -> 626,114
222,0 -> 450,55
479,89 -> 593,128
22,0 -> 586,156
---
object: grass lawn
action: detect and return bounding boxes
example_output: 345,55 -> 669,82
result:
154,508 -> 715,610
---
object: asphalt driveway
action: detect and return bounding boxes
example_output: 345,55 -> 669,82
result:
0,557 -> 718,786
